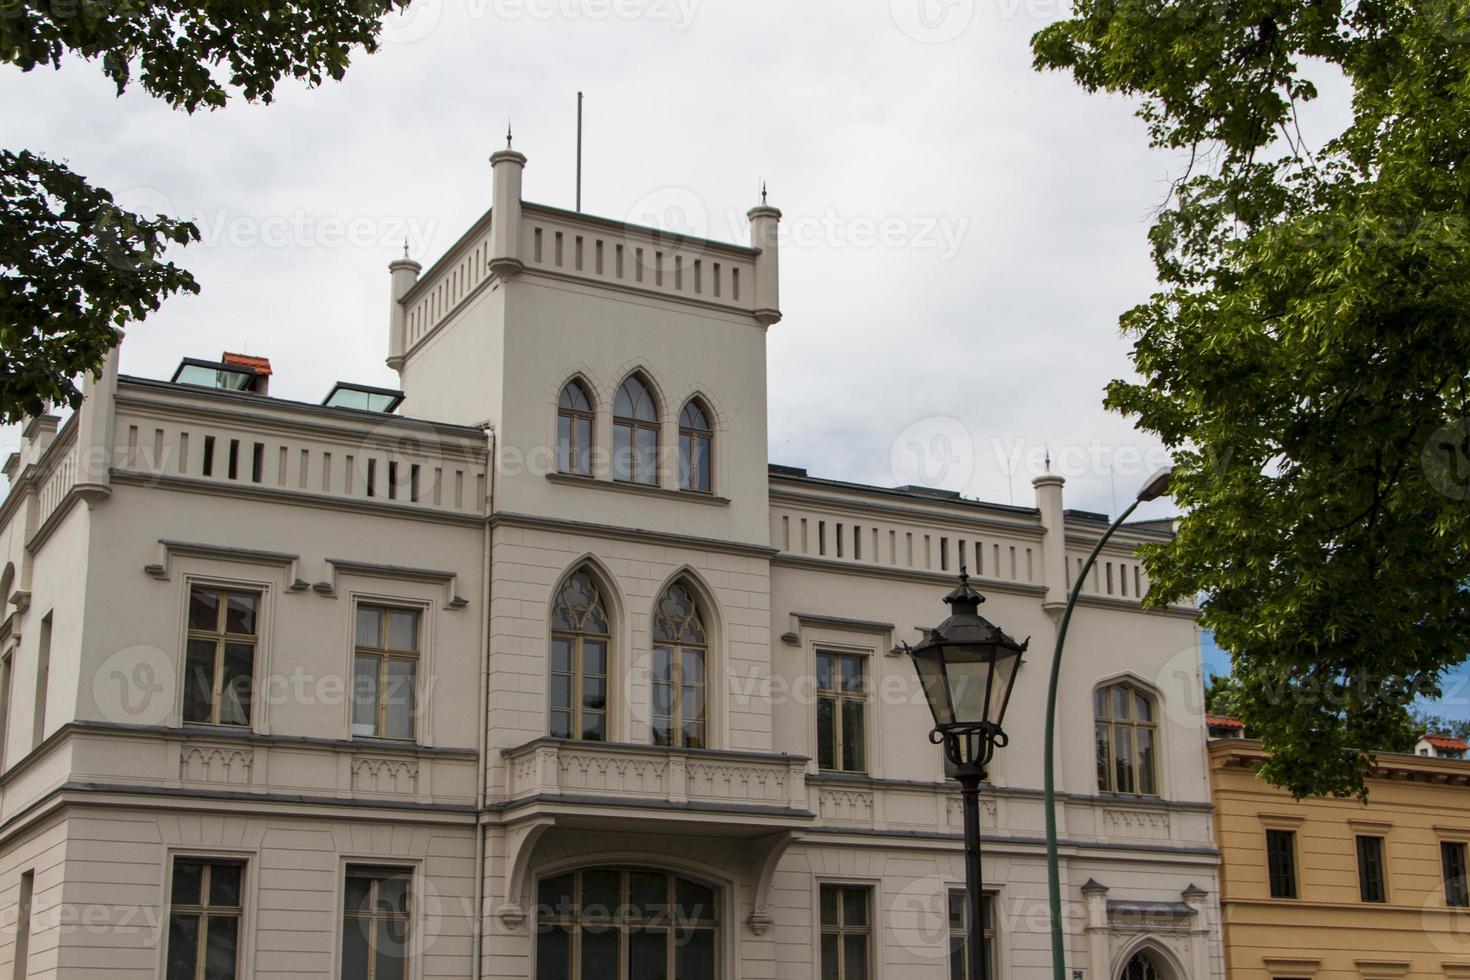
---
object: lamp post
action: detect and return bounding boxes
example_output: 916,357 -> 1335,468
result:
1042,465 -> 1174,980
905,568 -> 1029,980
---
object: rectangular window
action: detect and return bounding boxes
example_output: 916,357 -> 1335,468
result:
1356,835 -> 1386,903
33,612 -> 51,748
1443,842 -> 1469,907
948,889 -> 996,980
12,869 -> 32,980
816,651 -> 866,773
166,859 -> 243,980
183,587 -> 259,727
342,867 -> 411,980
1266,829 -> 1298,899
819,885 -> 870,980
352,605 -> 420,740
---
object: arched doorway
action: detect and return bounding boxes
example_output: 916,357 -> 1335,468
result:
1120,949 -> 1168,980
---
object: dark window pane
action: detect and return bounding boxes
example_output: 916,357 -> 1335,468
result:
376,875 -> 410,914
166,913 -> 200,980
580,926 -> 618,980
1444,842 -> 1469,906
675,879 -> 715,922
345,875 -> 373,913
583,641 -> 607,676
820,934 -> 839,980
384,659 -> 415,740
172,861 -> 204,907
224,593 -> 257,636
387,609 -> 417,652
628,872 -> 667,920
675,928 -> 715,980
949,936 -> 965,980
843,934 -> 870,980
1095,724 -> 1111,792
817,698 -> 835,770
613,424 -> 633,481
204,914 -> 239,980
1114,727 -> 1134,794
550,674 -> 573,711
219,644 -> 254,726
581,713 -> 606,742
816,654 -> 835,693
375,918 -> 408,980
635,428 -> 658,485
819,886 -> 839,926
1357,836 -> 1385,903
1136,729 -> 1156,795
549,711 -> 573,739
209,865 -> 242,909
583,675 -> 607,712
189,588 -> 220,632
1267,830 -> 1297,899
341,916 -> 371,979
536,925 -> 572,980
538,874 -> 575,916
581,870 -> 619,918
183,640 -> 217,724
558,415 -> 573,473
550,637 -> 573,674
842,888 -> 868,927
948,889 -> 965,930
574,419 -> 592,476
628,928 -> 667,980
841,700 -> 866,772
839,656 -> 863,694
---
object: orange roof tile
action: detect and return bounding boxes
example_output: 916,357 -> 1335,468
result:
1206,714 -> 1246,729
1423,734 -> 1470,751
221,351 -> 273,376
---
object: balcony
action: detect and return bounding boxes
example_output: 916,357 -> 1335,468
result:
498,738 -> 813,833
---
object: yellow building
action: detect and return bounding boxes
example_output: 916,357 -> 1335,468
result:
1210,737 -> 1470,980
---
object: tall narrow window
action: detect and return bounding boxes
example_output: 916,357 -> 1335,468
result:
678,399 -> 713,493
352,605 -> 420,740
534,868 -> 718,980
1266,829 -> 1298,899
613,374 -> 659,485
1356,835 -> 1386,903
1444,841 -> 1469,907
12,870 -> 32,980
166,859 -> 243,980
1093,682 -> 1158,795
549,571 -> 609,742
183,587 -> 259,727
650,582 -> 707,748
0,651 -> 13,768
816,651 -> 866,773
948,889 -> 996,980
557,380 -> 594,477
819,885 -> 870,980
33,612 -> 51,749
342,867 -> 411,980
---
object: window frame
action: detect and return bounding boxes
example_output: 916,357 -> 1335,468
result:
815,649 -> 868,774
164,856 -> 247,980
947,887 -> 997,980
548,570 -> 612,743
340,865 -> 414,980
556,379 -> 595,478
650,581 -> 709,749
351,602 -> 423,742
1443,840 -> 1469,908
532,867 -> 721,980
677,399 -> 714,494
182,584 -> 262,729
1266,828 -> 1299,900
612,374 -> 661,486
818,883 -> 872,980
1355,834 -> 1387,904
1093,681 -> 1159,796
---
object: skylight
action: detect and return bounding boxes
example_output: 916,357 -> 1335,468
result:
322,383 -> 405,413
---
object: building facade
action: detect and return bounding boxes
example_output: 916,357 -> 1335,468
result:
0,146 -> 1223,978
1211,739 -> 1470,979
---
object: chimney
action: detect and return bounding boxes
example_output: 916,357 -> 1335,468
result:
387,249 -> 422,373
221,352 -> 273,396
74,330 -> 122,506
488,136 -> 527,278
747,189 -> 782,326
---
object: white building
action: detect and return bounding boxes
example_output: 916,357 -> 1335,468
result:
0,144 -> 1222,979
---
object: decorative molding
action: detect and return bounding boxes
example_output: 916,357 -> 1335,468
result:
544,473 -> 730,508
180,745 -> 255,786
323,558 -> 469,609
819,788 -> 874,823
351,757 -> 419,794
143,539 -> 301,584
1104,807 -> 1171,841
490,512 -> 778,560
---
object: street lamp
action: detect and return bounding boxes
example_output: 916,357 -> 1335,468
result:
906,568 -> 1029,980
1042,465 -> 1174,980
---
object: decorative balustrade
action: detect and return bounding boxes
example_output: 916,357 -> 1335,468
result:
111,380 -> 489,519
502,739 -> 810,812
34,431 -> 79,531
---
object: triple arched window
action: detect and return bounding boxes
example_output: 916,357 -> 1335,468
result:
548,570 -> 712,749
554,373 -> 715,492
1094,681 -> 1158,795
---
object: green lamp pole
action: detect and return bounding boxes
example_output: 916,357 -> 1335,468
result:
1043,466 -> 1173,979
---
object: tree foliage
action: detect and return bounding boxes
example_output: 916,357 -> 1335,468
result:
1,1 -> 408,423
1034,0 -> 1470,797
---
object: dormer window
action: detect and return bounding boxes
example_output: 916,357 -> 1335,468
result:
322,382 -> 405,413
171,352 -> 272,394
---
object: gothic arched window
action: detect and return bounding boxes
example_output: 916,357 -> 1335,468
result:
556,380 -> 594,477
550,570 -> 610,741
613,374 -> 659,485
1094,681 -> 1158,795
651,582 -> 707,749
678,399 -> 713,493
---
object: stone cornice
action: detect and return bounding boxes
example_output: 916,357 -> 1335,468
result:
489,511 -> 778,559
